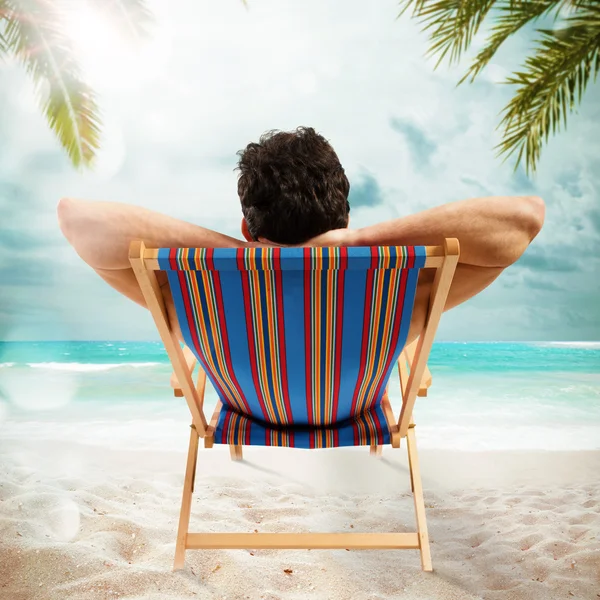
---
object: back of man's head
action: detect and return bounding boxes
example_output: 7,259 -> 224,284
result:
236,127 -> 350,245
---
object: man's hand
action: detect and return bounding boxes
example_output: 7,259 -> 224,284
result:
257,228 -> 354,248
351,195 -> 545,269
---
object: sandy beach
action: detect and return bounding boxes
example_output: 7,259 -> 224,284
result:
1,438 -> 598,600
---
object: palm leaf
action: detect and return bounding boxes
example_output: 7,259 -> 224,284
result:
1,1 -> 8,56
3,0 -> 101,168
399,0 -> 600,172
87,0 -> 154,42
398,0 -> 429,18
399,0 -> 497,67
459,0 -> 560,84
496,3 -> 600,173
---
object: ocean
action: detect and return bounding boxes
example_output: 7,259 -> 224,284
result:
0,341 -> 599,452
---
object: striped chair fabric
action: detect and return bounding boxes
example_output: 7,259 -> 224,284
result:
159,246 -> 426,448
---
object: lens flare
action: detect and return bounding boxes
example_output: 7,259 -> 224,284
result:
62,3 -> 171,91
4,370 -> 77,411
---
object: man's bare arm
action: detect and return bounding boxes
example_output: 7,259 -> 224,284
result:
57,197 -> 245,306
300,196 -> 544,267
351,195 -> 545,268
298,195 -> 545,341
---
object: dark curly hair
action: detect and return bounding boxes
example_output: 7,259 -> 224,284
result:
236,127 -> 350,245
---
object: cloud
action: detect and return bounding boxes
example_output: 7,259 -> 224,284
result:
588,209 -> 600,234
517,248 -> 580,273
522,275 -> 565,292
0,163 -> 68,339
555,168 -> 584,199
459,175 -> 493,197
348,172 -> 384,208
509,166 -> 537,194
390,118 -> 437,167
0,183 -> 58,289
0,264 -> 52,286
19,151 -> 72,175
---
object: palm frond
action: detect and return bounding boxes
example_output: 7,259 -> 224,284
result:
1,1 -> 8,56
459,0 -> 560,84
399,0 -> 497,67
398,0 -> 429,19
496,3 -> 600,173
87,0 -> 154,42
4,0 -> 101,167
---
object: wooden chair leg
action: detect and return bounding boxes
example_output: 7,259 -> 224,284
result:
174,425 -> 199,571
370,444 -> 382,457
230,444 -> 243,461
407,444 -> 415,493
406,425 -> 432,572
406,417 -> 415,492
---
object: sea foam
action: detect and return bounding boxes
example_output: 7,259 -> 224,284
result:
25,362 -> 161,372
534,341 -> 600,349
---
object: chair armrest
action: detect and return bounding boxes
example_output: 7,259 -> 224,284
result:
171,345 -> 198,397
400,339 -> 432,397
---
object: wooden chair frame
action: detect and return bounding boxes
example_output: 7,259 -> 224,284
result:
129,239 -> 459,573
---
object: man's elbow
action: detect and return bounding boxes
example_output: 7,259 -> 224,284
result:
495,196 -> 545,267
57,197 -> 73,239
521,195 -> 545,240
57,197 -> 83,244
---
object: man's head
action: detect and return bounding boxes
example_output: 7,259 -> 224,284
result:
236,127 -> 350,245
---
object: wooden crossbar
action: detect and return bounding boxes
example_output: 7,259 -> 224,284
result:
140,245 -> 448,271
185,532 -> 420,550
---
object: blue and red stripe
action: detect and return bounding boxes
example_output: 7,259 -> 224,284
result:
158,245 -> 425,448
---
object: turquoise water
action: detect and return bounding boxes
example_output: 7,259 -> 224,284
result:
0,341 -> 599,451
2,340 -> 599,372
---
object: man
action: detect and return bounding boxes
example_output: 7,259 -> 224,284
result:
57,127 -> 545,343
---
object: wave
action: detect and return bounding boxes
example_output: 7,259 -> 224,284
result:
25,362 -> 162,372
0,362 -> 15,368
534,342 -> 600,349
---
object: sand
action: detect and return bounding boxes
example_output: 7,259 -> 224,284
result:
0,439 -> 598,600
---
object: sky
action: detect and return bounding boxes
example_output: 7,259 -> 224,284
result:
0,0 -> 599,341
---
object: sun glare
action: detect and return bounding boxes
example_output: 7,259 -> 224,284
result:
61,3 -> 171,178
63,5 -> 131,88
62,4 -> 170,90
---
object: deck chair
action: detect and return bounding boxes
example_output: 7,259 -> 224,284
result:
129,239 -> 459,572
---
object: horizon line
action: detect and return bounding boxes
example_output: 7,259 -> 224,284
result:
1,340 -> 600,344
